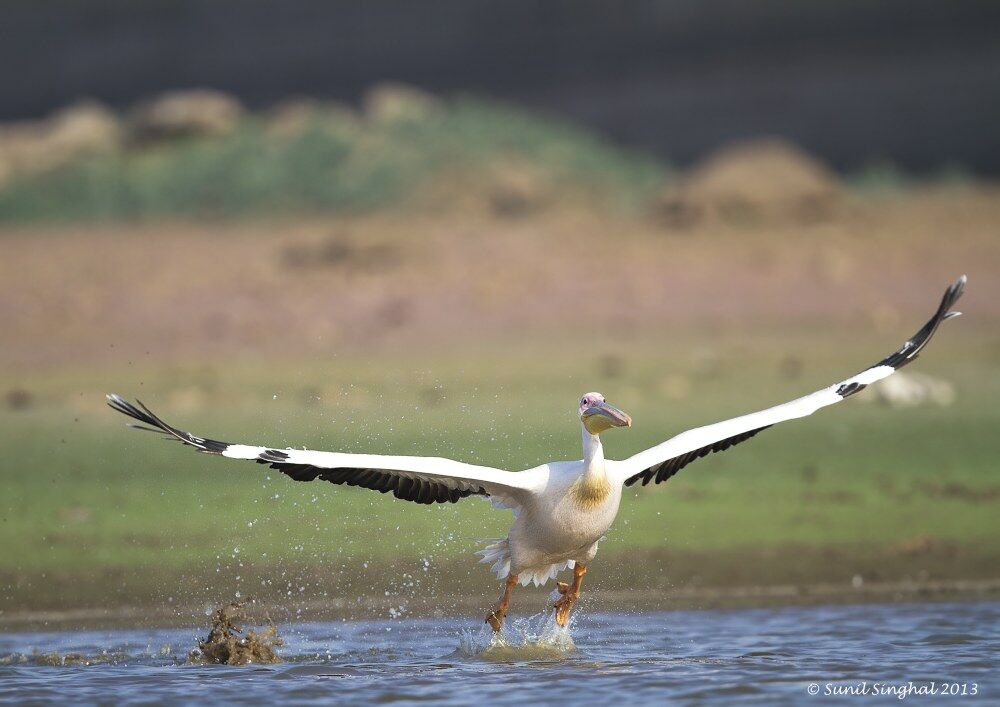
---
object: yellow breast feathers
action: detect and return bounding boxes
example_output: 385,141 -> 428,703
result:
571,474 -> 612,509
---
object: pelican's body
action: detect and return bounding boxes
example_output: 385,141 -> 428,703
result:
482,429 -> 623,587
107,276 -> 966,631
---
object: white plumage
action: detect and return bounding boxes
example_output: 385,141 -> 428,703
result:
107,275 -> 965,628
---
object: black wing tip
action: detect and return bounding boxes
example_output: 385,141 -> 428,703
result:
876,275 -> 967,371
106,393 -> 154,425
935,274 -> 965,323
937,275 -> 966,320
943,274 -> 966,309
106,393 -> 230,454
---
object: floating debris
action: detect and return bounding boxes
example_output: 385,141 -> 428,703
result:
188,600 -> 284,665
1,649 -> 131,667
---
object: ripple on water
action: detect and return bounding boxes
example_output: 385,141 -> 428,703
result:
739,650 -> 794,659
0,602 -> 997,704
919,633 -> 986,646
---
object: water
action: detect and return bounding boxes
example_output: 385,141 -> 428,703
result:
1,601 -> 996,704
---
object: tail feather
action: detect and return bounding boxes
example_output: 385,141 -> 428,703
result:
475,538 -> 576,587
476,538 -> 511,579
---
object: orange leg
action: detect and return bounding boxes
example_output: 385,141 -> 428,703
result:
486,574 -> 519,632
554,563 -> 587,626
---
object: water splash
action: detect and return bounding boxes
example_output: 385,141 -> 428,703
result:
454,609 -> 577,662
187,600 -> 284,665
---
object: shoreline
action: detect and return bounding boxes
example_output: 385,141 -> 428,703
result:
3,577 -> 998,633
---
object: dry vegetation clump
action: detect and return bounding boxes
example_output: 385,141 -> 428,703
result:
281,231 -> 401,272
363,82 -> 444,125
127,89 -> 244,142
188,600 -> 284,665
263,97 -> 362,142
892,535 -> 942,557
657,137 -> 842,227
0,84 -> 664,222
0,101 -> 121,186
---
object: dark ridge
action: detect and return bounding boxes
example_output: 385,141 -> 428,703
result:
4,2 -> 1000,174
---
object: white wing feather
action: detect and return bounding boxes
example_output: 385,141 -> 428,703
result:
612,275 -> 965,487
106,395 -> 541,508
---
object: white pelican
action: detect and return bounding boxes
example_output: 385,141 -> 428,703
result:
107,276 -> 965,631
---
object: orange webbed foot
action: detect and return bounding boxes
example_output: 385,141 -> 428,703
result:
552,564 -> 587,627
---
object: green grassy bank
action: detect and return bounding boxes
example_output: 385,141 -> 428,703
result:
0,97 -> 665,224
2,328 -> 997,619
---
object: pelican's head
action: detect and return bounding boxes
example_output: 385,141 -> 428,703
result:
579,392 -> 632,435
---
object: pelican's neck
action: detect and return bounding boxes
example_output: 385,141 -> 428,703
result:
573,424 -> 611,508
581,425 -> 606,476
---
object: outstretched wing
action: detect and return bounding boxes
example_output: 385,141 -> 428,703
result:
612,275 -> 966,488
106,395 -> 540,506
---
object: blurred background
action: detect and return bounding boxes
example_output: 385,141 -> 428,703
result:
1,0 -> 998,629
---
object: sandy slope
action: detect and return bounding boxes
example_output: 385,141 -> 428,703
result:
1,185 -> 998,370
